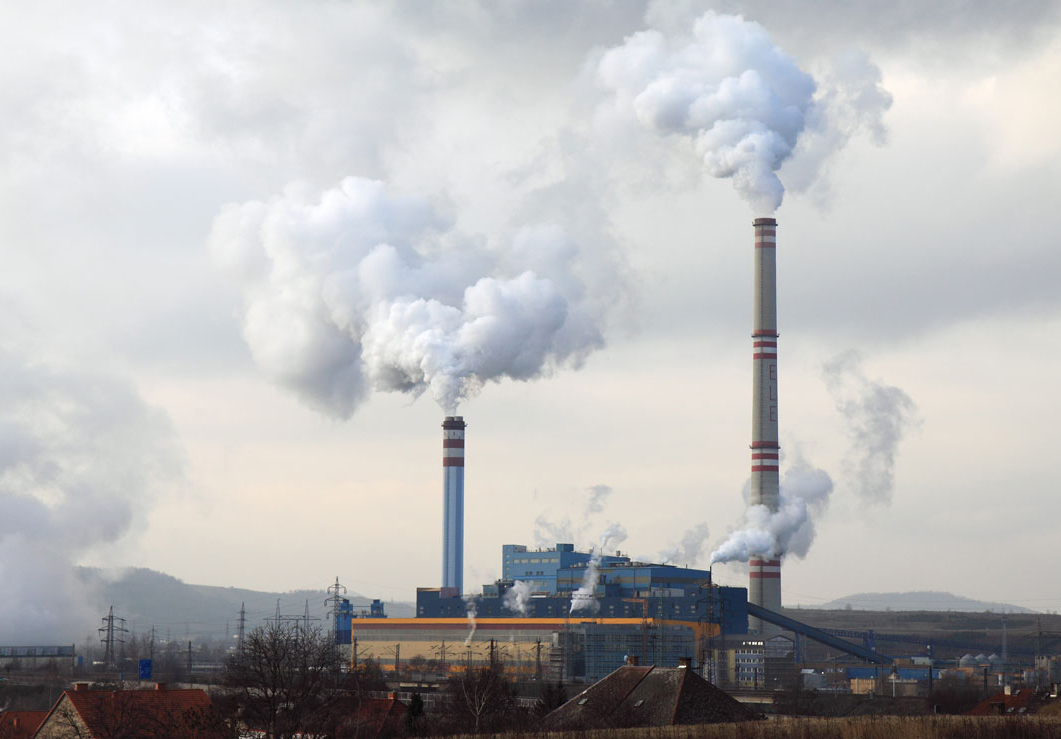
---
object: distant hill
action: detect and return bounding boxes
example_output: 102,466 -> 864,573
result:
809,591 -> 1034,614
75,567 -> 415,641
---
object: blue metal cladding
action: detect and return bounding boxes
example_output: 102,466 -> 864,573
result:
336,599 -> 354,645
442,465 -> 464,594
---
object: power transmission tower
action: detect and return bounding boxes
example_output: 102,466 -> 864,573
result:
237,602 -> 246,653
99,606 -> 128,670
325,577 -> 347,640
383,644 -> 401,677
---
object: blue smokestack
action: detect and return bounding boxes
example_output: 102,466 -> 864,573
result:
442,416 -> 466,594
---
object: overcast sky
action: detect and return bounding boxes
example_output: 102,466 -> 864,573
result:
2,0 -> 1060,641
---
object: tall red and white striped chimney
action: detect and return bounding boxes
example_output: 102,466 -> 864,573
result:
749,217 -> 782,633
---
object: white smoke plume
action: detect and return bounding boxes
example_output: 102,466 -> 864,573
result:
597,11 -> 890,213
659,522 -> 710,566
463,594 -> 478,645
570,523 -> 628,614
535,483 -> 616,549
0,350 -> 184,642
709,458 -> 833,565
584,483 -> 612,515
533,514 -> 575,550
502,580 -> 532,617
210,177 -> 617,417
824,351 -> 919,505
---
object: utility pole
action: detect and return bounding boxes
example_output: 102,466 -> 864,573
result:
535,638 -> 542,680
237,603 -> 246,654
187,641 -> 192,676
149,626 -> 156,661
1002,614 -> 1009,688
383,644 -> 401,677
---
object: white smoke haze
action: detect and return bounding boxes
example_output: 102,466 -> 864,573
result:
659,522 -> 710,566
463,594 -> 478,645
533,514 -> 576,550
502,580 -> 532,617
824,351 -> 919,505
210,177 -> 618,417
596,11 -> 890,214
570,523 -> 628,614
0,350 -> 184,642
533,482 -> 615,549
709,458 -> 833,565
585,483 -> 612,515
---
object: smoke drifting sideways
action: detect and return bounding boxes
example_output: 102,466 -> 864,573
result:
824,351 -> 920,505
570,523 -> 628,614
0,350 -> 183,642
659,522 -> 710,566
709,459 -> 833,565
596,11 -> 892,214
210,177 -> 618,418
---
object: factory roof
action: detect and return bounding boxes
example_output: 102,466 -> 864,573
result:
542,664 -> 761,730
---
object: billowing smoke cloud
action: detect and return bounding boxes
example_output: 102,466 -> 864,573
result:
659,522 -> 710,566
210,177 -> 617,416
502,580 -> 532,617
709,458 -> 833,565
824,351 -> 919,505
570,523 -> 628,614
0,351 -> 183,642
597,11 -> 890,213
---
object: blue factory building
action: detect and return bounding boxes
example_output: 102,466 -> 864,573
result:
417,542 -> 748,636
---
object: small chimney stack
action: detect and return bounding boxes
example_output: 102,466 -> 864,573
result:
626,655 -> 640,666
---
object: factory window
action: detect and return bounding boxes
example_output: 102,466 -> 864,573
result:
769,363 -> 776,380
769,406 -> 777,421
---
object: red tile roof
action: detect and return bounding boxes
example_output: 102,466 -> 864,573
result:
38,684 -> 222,738
356,698 -> 407,739
0,710 -> 47,739
968,688 -> 1043,716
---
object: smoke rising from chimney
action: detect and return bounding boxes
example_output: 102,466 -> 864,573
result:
210,178 -> 617,417
463,594 -> 478,645
0,351 -> 183,642
709,457 -> 833,565
502,580 -> 532,617
570,523 -> 627,614
824,351 -> 919,505
596,11 -> 890,213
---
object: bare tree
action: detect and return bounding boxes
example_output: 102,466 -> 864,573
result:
443,666 -> 519,734
219,622 -> 343,739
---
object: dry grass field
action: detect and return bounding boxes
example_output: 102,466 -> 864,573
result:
446,716 -> 1061,739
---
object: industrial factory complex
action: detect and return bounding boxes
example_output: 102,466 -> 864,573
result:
336,219 -> 901,687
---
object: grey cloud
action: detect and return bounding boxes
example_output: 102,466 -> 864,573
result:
0,351 -> 185,642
